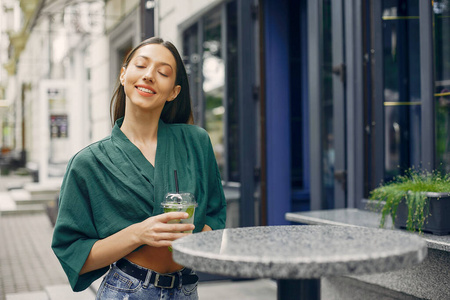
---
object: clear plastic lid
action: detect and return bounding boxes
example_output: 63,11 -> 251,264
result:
162,192 -> 197,206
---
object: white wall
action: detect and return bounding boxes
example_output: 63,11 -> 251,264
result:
105,0 -> 140,31
15,18 -> 50,164
89,36 -> 111,142
15,11 -> 98,181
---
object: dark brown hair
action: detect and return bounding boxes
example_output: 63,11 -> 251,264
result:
110,37 -> 193,124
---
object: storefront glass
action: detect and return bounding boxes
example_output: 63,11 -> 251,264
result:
321,0 -> 335,208
382,0 -> 421,182
434,0 -> 450,173
182,3 -> 239,183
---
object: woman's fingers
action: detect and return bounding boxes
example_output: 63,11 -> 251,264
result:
136,213 -> 195,247
141,230 -> 192,247
151,222 -> 194,233
157,212 -> 189,222
152,231 -> 191,241
165,223 -> 195,232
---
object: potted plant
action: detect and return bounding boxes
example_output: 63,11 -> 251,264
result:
369,169 -> 450,235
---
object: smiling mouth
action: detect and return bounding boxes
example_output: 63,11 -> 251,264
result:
136,86 -> 155,94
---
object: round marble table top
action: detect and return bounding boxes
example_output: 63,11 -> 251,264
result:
172,225 -> 427,279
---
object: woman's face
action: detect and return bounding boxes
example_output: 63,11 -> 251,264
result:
120,44 -> 181,113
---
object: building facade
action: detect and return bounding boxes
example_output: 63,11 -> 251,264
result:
150,0 -> 450,227
263,0 -> 449,225
1,0 -> 105,183
2,0 -> 449,227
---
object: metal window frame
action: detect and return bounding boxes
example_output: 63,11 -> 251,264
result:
344,0 -> 364,208
419,0 -> 435,171
371,0 -> 384,193
332,0 -> 346,209
237,0 -> 258,226
222,4 -> 229,182
308,0 -> 323,211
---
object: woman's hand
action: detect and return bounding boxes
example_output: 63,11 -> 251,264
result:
134,212 -> 195,247
80,212 -> 194,275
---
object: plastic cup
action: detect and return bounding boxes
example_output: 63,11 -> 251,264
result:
161,192 -> 197,233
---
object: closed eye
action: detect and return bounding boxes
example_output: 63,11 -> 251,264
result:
159,72 -> 168,77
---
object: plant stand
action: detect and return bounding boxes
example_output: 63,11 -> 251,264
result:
395,192 -> 450,235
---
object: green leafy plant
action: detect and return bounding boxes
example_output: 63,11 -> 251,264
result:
369,169 -> 450,233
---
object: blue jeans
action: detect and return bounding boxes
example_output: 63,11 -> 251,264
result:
96,261 -> 198,300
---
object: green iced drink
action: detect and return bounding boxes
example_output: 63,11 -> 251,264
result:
162,192 -> 197,233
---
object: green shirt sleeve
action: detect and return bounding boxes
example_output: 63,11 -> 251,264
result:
51,152 -> 109,292
51,120 -> 227,291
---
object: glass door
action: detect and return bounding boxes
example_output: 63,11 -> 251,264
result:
367,0 -> 424,192
435,1 -> 450,173
381,0 -> 421,183
366,0 -> 450,196
321,0 -> 347,209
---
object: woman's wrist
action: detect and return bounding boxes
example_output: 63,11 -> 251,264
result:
127,222 -> 144,247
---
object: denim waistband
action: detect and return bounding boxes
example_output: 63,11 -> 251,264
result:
115,258 -> 198,289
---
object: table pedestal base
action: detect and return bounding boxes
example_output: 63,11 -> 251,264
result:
277,279 -> 320,300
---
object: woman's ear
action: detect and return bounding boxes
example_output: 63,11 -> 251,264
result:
168,85 -> 181,102
119,67 -> 126,85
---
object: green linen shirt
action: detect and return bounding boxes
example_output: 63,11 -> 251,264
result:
51,118 -> 227,292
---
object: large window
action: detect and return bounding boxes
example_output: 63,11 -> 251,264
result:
435,0 -> 450,173
381,0 -> 421,181
321,0 -> 336,209
203,8 -> 225,175
182,2 -> 239,183
366,0 -> 450,196
290,0 -> 304,191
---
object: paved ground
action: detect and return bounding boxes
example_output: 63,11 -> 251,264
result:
0,173 -> 277,299
0,174 -> 32,193
0,213 -> 68,299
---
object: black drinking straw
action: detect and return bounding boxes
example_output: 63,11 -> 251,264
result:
174,170 -> 179,193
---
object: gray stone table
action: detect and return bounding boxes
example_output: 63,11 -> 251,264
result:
172,225 -> 427,299
286,209 -> 450,298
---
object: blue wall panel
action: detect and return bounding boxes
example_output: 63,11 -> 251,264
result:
264,0 -> 291,225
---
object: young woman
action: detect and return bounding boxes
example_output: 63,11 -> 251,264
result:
52,37 -> 227,300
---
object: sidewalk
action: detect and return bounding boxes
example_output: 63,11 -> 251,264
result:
0,213 -> 69,299
0,174 -> 277,299
0,173 -> 33,192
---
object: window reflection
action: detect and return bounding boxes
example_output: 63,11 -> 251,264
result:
183,24 -> 201,126
203,8 -> 225,175
182,3 -> 239,182
321,0 -> 335,209
434,0 -> 450,173
226,1 -> 240,182
382,0 -> 421,182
